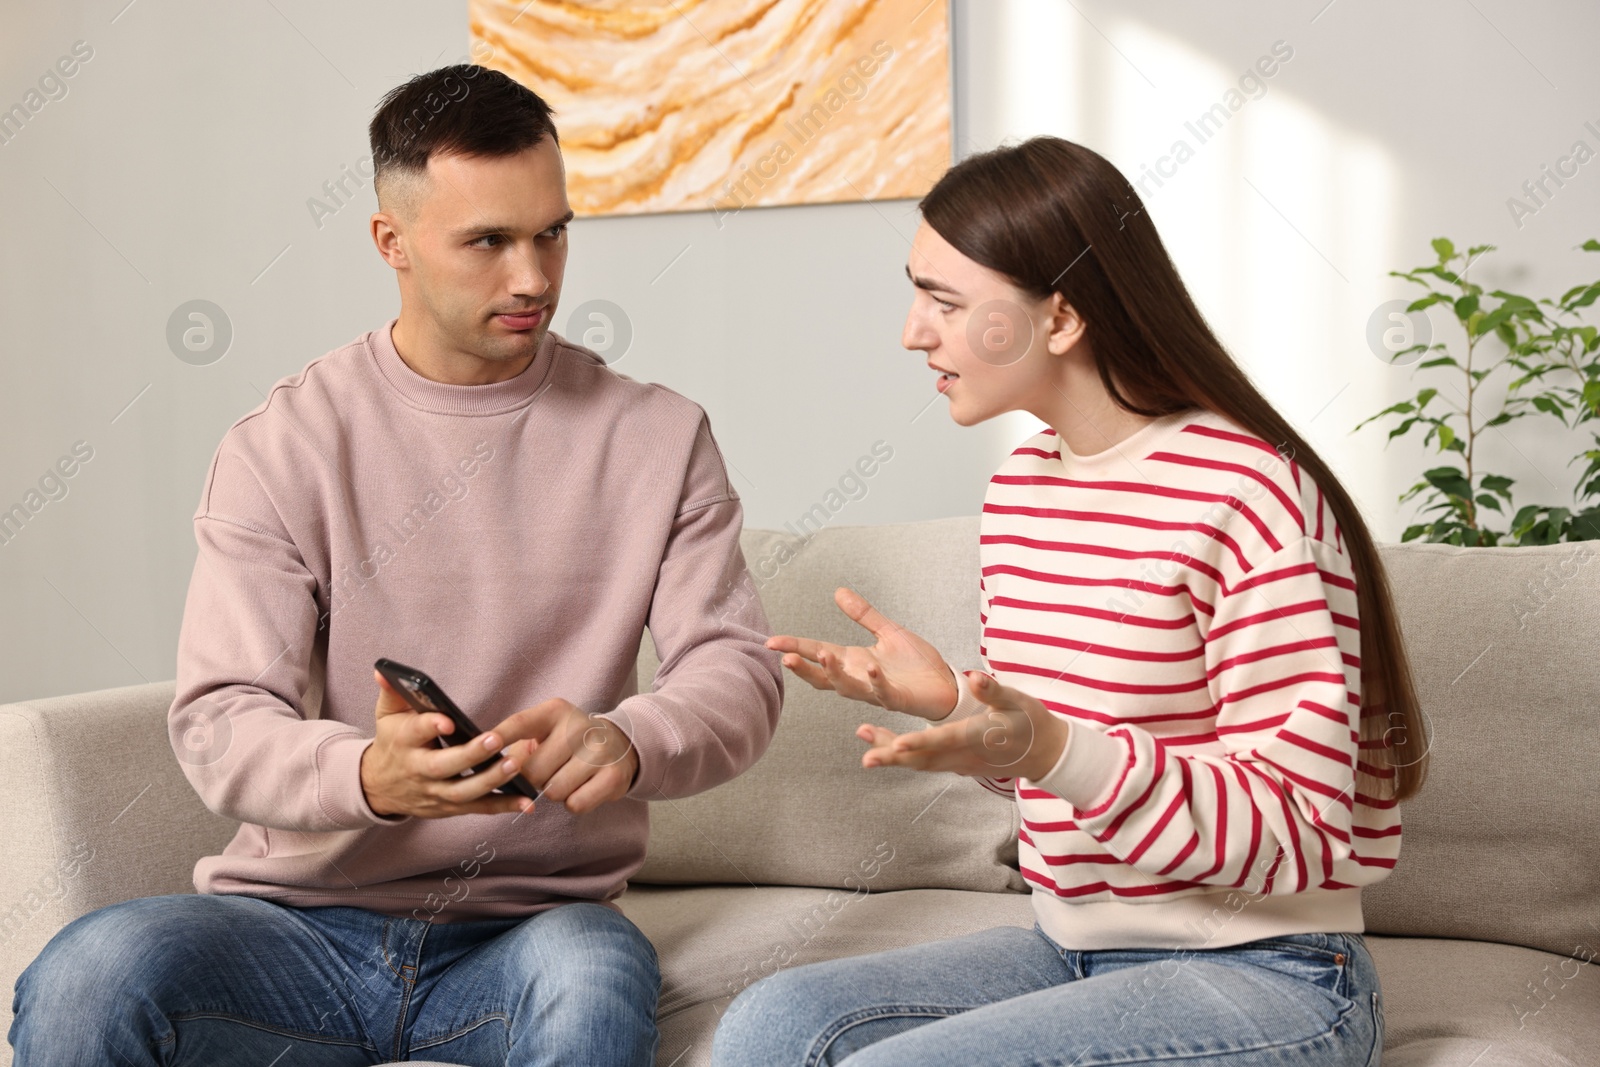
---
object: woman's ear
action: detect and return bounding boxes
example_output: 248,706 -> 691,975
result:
1043,292 -> 1087,356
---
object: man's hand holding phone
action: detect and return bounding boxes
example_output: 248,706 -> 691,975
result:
360,666 -> 641,819
361,670 -> 539,819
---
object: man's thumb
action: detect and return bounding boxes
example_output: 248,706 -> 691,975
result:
373,670 -> 415,717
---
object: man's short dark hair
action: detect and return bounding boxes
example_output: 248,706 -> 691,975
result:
368,64 -> 559,214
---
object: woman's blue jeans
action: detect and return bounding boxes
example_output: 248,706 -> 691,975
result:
8,893 -> 659,1066
712,924 -> 1383,1067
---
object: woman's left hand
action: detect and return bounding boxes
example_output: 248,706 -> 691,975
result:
856,671 -> 1069,783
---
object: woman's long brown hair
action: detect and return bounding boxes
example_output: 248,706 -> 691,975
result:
920,137 -> 1428,801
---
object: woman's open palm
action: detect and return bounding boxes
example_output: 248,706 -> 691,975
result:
766,587 -> 958,720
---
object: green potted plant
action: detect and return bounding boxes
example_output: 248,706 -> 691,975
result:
1357,238 -> 1600,545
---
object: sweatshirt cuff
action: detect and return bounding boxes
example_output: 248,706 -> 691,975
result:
934,662 -> 989,722
599,696 -> 679,800
1029,721 -> 1128,812
317,733 -> 412,828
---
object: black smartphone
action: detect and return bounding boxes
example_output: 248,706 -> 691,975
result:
373,657 -> 542,804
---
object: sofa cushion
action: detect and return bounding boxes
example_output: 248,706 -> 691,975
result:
1366,936 -> 1600,1066
616,884 -> 1036,1067
633,518 -> 1024,894
1364,542 -> 1600,959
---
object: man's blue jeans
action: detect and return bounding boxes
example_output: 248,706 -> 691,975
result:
8,893 -> 659,1066
712,924 -> 1382,1067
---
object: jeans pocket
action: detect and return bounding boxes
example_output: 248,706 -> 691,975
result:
1231,934 -> 1350,1000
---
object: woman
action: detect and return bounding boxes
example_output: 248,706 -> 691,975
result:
711,137 -> 1427,1067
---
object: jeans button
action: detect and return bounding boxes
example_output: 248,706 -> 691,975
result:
1334,952 -> 1346,965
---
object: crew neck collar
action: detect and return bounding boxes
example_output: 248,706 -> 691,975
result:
1053,407 -> 1201,475
367,316 -> 558,416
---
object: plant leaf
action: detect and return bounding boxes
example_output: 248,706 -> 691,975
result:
1387,416 -> 1420,441
1570,507 -> 1600,540
1488,291 -> 1536,310
1565,283 -> 1600,311
1423,466 -> 1472,498
1475,307 -> 1512,335
1406,292 -> 1452,312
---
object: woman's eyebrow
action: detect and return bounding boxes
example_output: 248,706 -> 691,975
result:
904,263 -> 958,295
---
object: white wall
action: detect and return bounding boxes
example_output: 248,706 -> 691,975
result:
3,0 -> 1598,702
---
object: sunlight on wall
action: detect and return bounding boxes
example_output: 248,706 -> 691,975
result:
1110,19 -> 1398,527
975,0 -> 1082,451
967,8 -> 1402,531
994,0 -> 1080,147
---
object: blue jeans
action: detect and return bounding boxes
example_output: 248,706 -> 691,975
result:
8,893 -> 659,1066
712,924 -> 1382,1067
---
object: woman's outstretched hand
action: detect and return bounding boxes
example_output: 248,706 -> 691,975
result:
765,587 -> 960,720
856,671 -> 1068,783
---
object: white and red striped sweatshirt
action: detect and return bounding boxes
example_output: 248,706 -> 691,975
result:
940,406 -> 1400,951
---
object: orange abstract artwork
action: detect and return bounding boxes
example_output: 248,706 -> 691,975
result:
467,0 -> 952,217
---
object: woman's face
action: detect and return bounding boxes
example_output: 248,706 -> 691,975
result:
901,222 -> 1081,427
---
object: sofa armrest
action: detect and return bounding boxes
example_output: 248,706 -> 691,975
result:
0,680 -> 238,1047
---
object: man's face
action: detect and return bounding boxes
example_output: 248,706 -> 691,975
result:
384,138 -> 573,364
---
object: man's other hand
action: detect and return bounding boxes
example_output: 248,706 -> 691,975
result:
497,699 -> 640,815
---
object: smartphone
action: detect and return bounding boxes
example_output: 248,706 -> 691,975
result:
373,657 -> 541,804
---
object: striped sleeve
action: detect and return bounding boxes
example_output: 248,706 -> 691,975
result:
938,574 -> 1016,798
1032,535 -> 1359,894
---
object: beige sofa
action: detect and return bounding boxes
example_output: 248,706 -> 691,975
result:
4,517 -> 1598,1067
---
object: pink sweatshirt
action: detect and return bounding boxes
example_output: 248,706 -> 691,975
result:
169,318 -> 783,922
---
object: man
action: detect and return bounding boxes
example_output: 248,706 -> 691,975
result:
9,64 -> 782,1066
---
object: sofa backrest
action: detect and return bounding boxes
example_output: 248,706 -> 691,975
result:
1362,540 -> 1600,959
634,517 -> 1024,893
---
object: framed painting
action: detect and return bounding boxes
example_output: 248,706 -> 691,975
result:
468,0 -> 953,217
